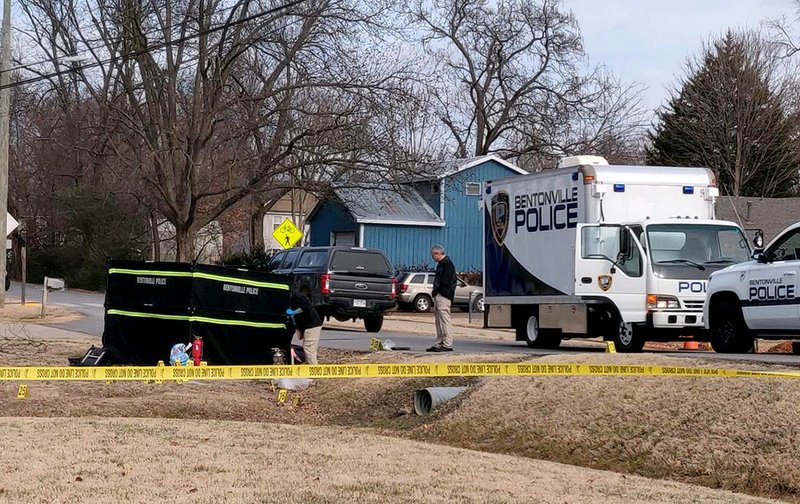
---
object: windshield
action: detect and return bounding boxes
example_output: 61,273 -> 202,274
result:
646,224 -> 750,279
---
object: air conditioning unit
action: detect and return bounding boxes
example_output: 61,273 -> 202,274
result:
557,155 -> 609,169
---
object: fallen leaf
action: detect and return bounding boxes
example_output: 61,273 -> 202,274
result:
169,441 -> 178,447
189,488 -> 198,493
75,477 -> 83,482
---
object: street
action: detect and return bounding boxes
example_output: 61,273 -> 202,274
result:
11,281 -> 800,367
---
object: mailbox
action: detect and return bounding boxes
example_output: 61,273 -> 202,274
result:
44,277 -> 66,291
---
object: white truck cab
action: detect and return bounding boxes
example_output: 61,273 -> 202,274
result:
705,222 -> 800,352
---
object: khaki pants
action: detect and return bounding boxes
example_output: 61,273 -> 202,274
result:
434,295 -> 453,349
295,326 -> 321,365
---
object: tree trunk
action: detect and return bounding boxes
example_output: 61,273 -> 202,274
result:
9,234 -> 21,279
150,212 -> 161,261
175,226 -> 195,262
250,204 -> 268,253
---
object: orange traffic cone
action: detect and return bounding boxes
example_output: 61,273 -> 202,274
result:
683,341 -> 700,350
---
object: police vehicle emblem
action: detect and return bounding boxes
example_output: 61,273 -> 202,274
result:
490,191 -> 510,247
598,275 -> 613,292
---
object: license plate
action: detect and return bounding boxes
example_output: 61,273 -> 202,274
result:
353,299 -> 366,308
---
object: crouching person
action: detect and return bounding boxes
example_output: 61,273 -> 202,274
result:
287,292 -> 322,365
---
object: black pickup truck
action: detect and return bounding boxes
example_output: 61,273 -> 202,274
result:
268,246 -> 396,332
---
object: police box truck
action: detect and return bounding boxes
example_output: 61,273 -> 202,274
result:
483,156 -> 752,352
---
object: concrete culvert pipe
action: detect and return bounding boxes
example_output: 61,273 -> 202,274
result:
414,387 -> 467,416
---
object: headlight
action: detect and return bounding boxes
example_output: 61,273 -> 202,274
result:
646,294 -> 680,310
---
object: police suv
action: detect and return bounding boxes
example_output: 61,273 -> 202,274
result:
705,223 -> 800,352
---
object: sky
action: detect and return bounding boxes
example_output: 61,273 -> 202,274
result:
566,0 -> 796,112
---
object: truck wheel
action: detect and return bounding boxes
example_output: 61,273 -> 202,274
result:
517,315 -> 561,349
363,314 -> 384,333
613,321 -> 646,352
413,295 -> 432,313
709,299 -> 753,353
471,294 -> 485,313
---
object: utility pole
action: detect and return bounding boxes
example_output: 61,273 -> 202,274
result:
0,0 -> 10,308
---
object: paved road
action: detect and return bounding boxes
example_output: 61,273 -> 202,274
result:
8,282 -> 800,366
8,282 -> 105,336
322,326 -> 800,366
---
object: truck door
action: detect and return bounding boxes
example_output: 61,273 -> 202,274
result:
745,228 -> 800,330
575,224 -> 648,323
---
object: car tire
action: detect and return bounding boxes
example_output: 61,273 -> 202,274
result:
709,299 -> 753,353
413,294 -> 432,313
363,314 -> 384,333
612,319 -> 646,353
516,315 -> 561,349
471,294 -> 484,313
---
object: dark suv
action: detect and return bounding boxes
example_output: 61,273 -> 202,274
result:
268,246 -> 396,332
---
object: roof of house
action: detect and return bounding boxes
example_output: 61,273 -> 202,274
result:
417,155 -> 527,180
332,186 -> 444,227
715,196 -> 800,241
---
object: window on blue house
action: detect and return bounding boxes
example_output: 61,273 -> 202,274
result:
465,182 -> 481,196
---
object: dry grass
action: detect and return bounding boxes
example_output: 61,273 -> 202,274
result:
413,353 -> 800,501
0,345 -> 516,429
764,341 -> 795,354
0,303 -> 81,324
644,340 -> 797,353
2,332 -> 800,501
0,417 -> 777,504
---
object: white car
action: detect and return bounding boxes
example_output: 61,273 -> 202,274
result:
705,223 -> 800,352
396,271 -> 484,313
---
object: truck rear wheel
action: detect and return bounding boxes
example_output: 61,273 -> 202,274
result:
363,314 -> 384,333
709,299 -> 753,353
517,315 -> 561,349
613,321 -> 646,353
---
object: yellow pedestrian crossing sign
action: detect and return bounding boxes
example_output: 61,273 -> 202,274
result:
272,218 -> 303,249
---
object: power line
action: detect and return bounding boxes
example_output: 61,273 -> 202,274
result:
0,0 -> 310,91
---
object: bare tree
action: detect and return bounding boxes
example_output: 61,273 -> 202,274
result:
408,0 -> 645,162
770,1 -> 800,59
18,0 -> 424,260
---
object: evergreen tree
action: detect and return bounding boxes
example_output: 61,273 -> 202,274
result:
648,31 -> 799,197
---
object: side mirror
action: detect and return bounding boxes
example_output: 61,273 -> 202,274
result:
752,249 -> 767,263
619,229 -> 631,254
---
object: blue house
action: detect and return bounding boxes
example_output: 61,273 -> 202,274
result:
306,156 -> 526,272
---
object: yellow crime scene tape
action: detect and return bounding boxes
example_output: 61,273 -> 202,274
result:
1,362 -> 800,382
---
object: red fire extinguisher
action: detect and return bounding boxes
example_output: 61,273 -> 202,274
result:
191,336 -> 203,366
